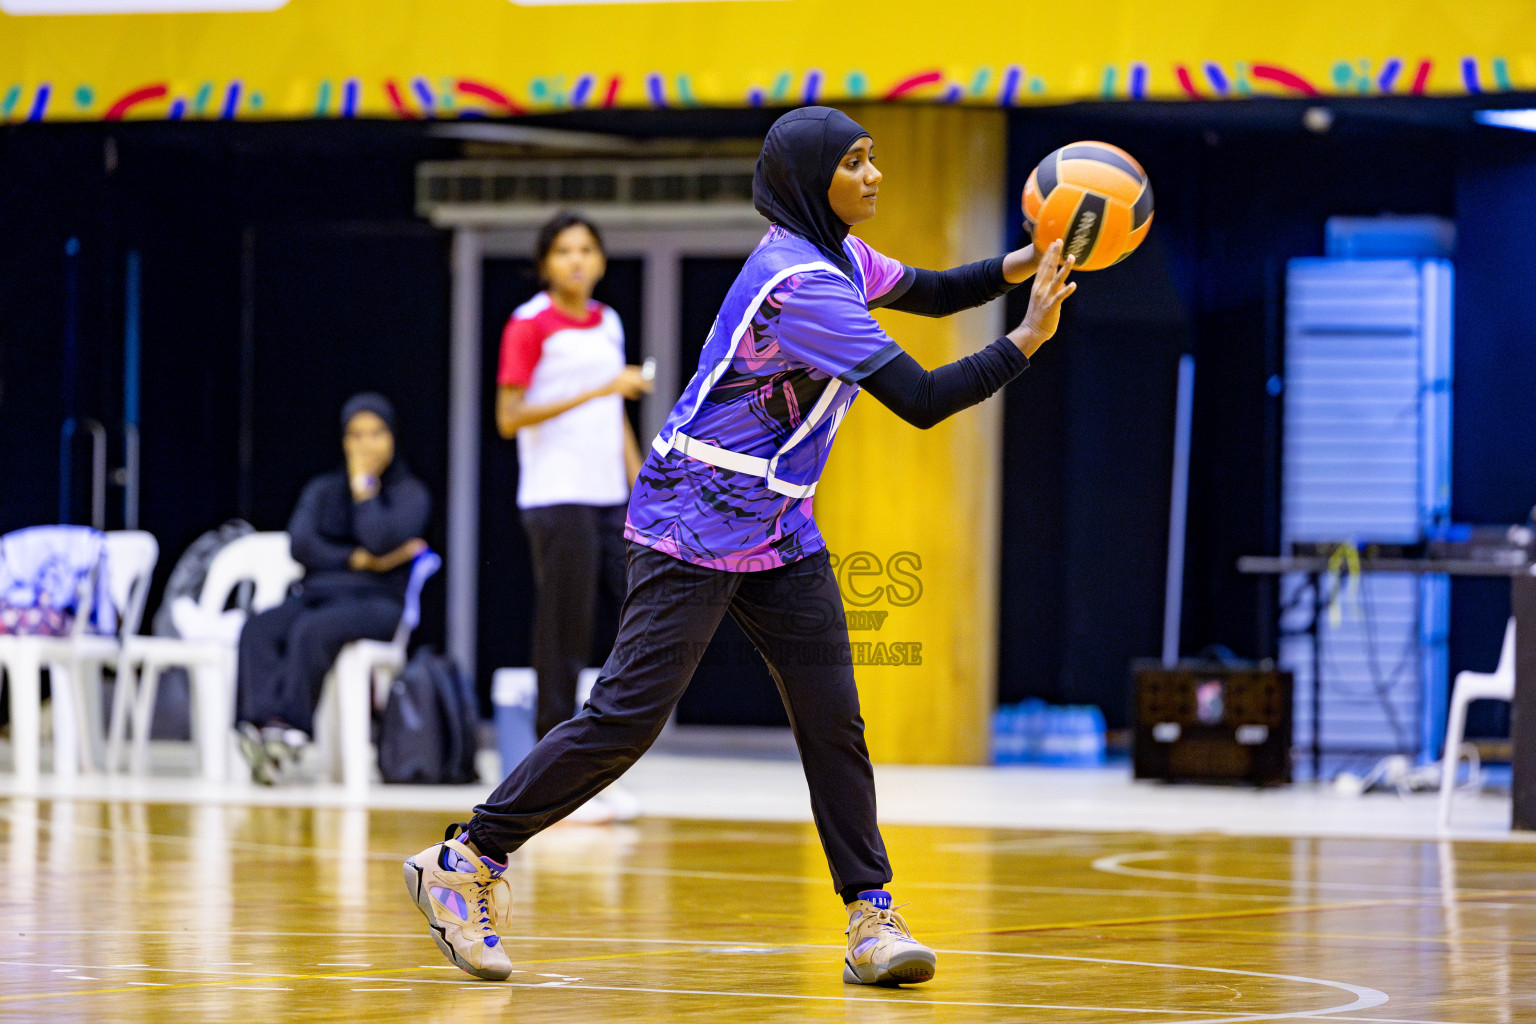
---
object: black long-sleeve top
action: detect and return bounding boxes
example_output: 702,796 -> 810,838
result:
874,255 -> 1016,319
287,463 -> 431,599
860,256 -> 1032,429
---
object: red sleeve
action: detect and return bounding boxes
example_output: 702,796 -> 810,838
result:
497,316 -> 545,388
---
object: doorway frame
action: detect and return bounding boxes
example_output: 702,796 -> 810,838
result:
446,221 -> 768,684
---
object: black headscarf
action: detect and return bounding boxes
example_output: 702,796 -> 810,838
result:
340,391 -> 396,433
753,106 -> 871,277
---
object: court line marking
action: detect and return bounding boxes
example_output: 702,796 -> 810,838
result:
0,806 -> 1320,904
0,969 -> 1345,1020
0,805 -> 1515,1021
583,863 -> 1286,901
16,923 -> 1528,958
20,923 -> 1526,951
1110,922 -> 1536,949
930,949 -> 1387,1024
933,897 -> 1408,937
938,835 -> 1145,853
0,817 -> 1278,904
8,780 -> 1536,844
50,802 -> 1521,905
1301,1018 -> 1485,1024
4,930 -> 774,941
457,981 -> 1341,1018
0,967 -> 372,1004
1092,850 -> 1536,898
1156,849 -> 1532,870
0,946 -> 1388,1021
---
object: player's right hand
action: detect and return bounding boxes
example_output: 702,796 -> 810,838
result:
612,365 -> 656,400
1008,239 -> 1076,358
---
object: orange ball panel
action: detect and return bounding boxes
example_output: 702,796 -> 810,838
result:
1030,186 -> 1083,252
1077,200 -> 1128,271
1054,159 -> 1143,204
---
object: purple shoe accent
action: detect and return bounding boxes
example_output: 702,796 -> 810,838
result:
485,935 -> 500,947
432,886 -> 469,921
853,937 -> 878,957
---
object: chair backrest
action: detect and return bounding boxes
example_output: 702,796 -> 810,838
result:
1497,616 -> 1517,676
102,530 -> 159,639
198,531 -> 303,617
0,524 -> 106,636
393,548 -> 442,648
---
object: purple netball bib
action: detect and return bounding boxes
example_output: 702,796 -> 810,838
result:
625,227 -> 905,571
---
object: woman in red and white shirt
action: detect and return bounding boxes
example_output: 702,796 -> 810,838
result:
496,212 -> 653,739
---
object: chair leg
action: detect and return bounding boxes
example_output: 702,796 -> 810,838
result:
130,661 -> 164,776
1439,689 -> 1473,830
71,658 -> 108,773
338,656 -> 374,795
7,647 -> 43,784
107,655 -> 138,773
190,662 -> 232,785
316,664 -> 345,784
48,662 -> 80,778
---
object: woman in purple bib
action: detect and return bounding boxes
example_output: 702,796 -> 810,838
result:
406,106 -> 1077,987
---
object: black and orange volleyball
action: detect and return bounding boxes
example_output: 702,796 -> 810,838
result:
1022,141 -> 1153,270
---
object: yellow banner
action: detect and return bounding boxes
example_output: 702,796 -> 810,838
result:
2,0 -> 1533,122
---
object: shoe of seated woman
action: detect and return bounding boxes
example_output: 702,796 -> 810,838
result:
236,722 -> 278,786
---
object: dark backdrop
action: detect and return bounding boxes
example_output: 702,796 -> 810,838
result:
0,121 -> 458,654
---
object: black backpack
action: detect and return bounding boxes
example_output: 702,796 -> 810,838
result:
378,648 -> 480,785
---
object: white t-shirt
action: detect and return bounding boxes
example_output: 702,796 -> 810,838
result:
497,292 -> 628,509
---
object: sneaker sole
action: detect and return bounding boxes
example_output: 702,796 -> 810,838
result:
401,858 -> 511,982
843,948 -> 936,986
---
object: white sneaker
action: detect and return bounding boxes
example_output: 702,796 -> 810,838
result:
403,825 -> 513,981
599,782 -> 643,822
563,784 -> 643,825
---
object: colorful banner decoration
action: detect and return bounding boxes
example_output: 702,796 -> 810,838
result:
1,0 -> 1533,123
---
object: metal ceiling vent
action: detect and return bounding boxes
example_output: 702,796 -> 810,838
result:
416,157 -> 761,229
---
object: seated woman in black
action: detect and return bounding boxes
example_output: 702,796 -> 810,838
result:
236,392 -> 431,783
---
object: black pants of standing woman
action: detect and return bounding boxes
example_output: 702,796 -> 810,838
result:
467,542 -> 892,900
520,503 -> 627,738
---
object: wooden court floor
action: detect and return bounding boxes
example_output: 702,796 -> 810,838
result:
1,798 -> 1532,1023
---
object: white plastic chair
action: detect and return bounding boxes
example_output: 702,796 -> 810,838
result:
113,531 -> 301,781
1439,616 -> 1516,829
0,529 -> 158,780
314,549 -> 442,794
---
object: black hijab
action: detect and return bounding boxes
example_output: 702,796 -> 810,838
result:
753,106 -> 871,277
341,390 -> 396,433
